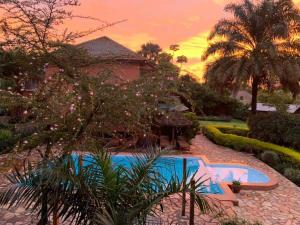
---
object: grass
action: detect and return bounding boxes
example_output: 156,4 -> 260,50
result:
199,119 -> 248,129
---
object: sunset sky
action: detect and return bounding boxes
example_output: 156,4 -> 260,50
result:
65,0 -> 300,80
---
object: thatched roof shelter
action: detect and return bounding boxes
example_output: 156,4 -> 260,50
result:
155,112 -> 192,127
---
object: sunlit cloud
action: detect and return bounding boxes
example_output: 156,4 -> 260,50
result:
167,31 -> 210,81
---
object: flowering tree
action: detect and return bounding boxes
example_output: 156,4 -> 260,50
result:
0,0 -> 121,54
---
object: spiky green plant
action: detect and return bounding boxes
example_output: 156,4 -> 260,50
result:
0,150 -> 213,225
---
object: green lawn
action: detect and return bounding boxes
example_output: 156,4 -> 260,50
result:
199,119 -> 248,129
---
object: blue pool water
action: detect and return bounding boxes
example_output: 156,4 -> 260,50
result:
73,154 -> 271,195
206,164 -> 270,183
111,155 -> 224,194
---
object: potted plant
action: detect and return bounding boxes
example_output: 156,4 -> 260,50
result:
231,180 -> 241,193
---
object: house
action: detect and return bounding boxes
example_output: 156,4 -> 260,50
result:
253,103 -> 300,114
45,36 -> 152,83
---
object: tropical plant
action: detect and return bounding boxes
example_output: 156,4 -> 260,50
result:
0,150 -> 213,225
202,0 -> 300,114
179,75 -> 248,119
177,55 -> 188,68
138,43 -> 162,63
232,180 -> 241,186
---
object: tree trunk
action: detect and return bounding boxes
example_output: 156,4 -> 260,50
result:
251,77 -> 259,114
38,140 -> 51,225
53,203 -> 59,225
38,189 -> 48,225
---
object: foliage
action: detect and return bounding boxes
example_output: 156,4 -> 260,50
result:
199,116 -> 232,122
203,0 -> 300,114
0,129 -> 19,153
258,90 -> 297,105
199,120 -> 248,129
216,126 -> 249,137
232,180 -> 241,186
284,168 -> 300,186
183,112 -> 200,140
176,55 -> 188,66
248,113 -> 300,150
0,0 -> 115,54
1,62 -> 180,156
138,43 -> 162,63
0,150 -> 213,225
179,75 -> 248,119
0,48 -> 44,93
203,125 -> 300,186
202,125 -> 300,164
260,151 -> 280,166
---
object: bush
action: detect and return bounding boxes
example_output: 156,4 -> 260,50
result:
199,116 -> 232,121
202,125 -> 300,164
0,129 -> 18,153
179,76 -> 248,120
248,113 -> 300,151
284,168 -> 300,186
183,112 -> 200,140
217,126 -> 249,137
260,151 -> 280,165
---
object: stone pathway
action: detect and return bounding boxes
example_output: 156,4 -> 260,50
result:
0,135 -> 300,224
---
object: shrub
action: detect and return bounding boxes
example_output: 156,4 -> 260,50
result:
202,125 -> 300,164
0,129 -> 18,153
199,116 -> 232,122
248,112 -> 300,151
14,122 -> 39,137
260,151 -> 280,165
0,129 -> 12,140
217,126 -> 249,137
183,112 -> 200,140
284,168 -> 300,186
179,76 -> 248,120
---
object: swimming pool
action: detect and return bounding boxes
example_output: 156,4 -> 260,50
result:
74,154 -> 272,195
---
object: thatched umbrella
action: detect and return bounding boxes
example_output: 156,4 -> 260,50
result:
155,111 -> 192,146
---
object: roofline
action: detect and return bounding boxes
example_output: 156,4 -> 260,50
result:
76,36 -> 146,61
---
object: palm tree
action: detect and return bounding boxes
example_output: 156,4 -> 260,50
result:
202,0 -> 300,114
138,43 -> 162,63
0,150 -> 213,225
177,55 -> 188,69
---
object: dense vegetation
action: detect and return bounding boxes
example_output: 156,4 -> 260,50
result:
179,76 -> 248,120
248,113 -> 300,151
203,0 -> 300,114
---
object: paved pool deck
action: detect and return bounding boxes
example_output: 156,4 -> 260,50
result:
189,135 -> 300,225
0,135 -> 299,225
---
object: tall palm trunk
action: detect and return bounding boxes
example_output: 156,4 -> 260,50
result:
251,77 -> 259,114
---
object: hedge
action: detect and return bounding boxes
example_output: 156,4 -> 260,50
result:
202,125 -> 300,164
215,126 -> 249,137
